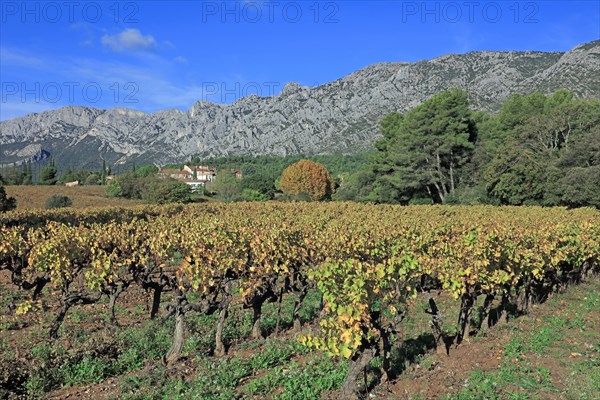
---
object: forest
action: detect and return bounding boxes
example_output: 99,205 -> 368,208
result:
198,89 -> 600,208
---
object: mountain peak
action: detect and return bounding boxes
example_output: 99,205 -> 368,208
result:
280,82 -> 306,96
1,41 -> 598,169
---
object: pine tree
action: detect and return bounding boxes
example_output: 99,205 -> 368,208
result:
101,160 -> 107,185
40,158 -> 58,185
0,185 -> 16,212
371,89 -> 477,203
27,162 -> 33,184
22,161 -> 32,185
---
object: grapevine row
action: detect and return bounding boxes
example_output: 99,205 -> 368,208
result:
1,203 -> 598,397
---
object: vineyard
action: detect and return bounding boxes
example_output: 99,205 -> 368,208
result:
2,185 -> 143,210
0,203 -> 599,399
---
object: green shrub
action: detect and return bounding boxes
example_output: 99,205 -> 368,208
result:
241,173 -> 276,199
210,173 -> 242,202
45,194 -> 72,209
141,178 -> 192,204
0,186 -> 16,212
240,188 -> 268,202
62,357 -> 109,386
106,173 -> 191,204
115,319 -> 173,371
105,179 -> 123,198
84,173 -> 100,186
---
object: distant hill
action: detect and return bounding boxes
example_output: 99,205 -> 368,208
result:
1,40 -> 599,170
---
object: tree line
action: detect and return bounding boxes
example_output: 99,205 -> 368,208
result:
2,88 -> 597,209
181,89 -> 598,208
335,89 -> 600,208
0,159 -> 111,186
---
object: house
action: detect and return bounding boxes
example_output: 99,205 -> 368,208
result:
158,165 -> 242,192
182,165 -> 217,182
157,165 -> 218,192
157,168 -> 190,180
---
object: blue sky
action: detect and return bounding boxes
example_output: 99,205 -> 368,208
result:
1,0 -> 599,120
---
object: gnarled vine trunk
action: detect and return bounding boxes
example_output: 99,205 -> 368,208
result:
341,346 -> 376,399
50,292 -> 101,339
107,283 -> 127,326
474,294 -> 495,334
455,292 -> 475,346
292,285 -> 308,332
251,302 -> 263,340
164,304 -> 185,366
274,287 -> 285,337
215,282 -> 233,357
427,295 -> 446,355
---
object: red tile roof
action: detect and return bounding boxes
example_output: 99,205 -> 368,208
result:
186,165 -> 215,172
159,169 -> 188,175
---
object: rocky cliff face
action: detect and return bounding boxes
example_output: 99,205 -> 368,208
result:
1,41 -> 599,168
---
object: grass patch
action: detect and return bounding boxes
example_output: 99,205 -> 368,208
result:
450,280 -> 600,400
118,339 -> 340,400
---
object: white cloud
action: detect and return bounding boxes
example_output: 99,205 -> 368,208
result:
64,58 -> 211,110
0,48 -> 45,68
0,48 -> 212,119
173,56 -> 188,64
101,29 -> 157,53
163,40 -> 176,50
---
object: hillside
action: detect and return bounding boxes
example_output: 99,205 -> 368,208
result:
1,40 -> 599,169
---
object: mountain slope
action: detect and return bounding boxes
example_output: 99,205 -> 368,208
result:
1,40 -> 599,168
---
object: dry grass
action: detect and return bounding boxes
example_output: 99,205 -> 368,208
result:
4,185 -> 143,210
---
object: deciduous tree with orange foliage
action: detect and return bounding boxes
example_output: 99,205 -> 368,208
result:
279,160 -> 335,201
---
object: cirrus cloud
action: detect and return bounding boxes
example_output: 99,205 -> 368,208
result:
101,29 -> 157,53
173,56 -> 188,63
